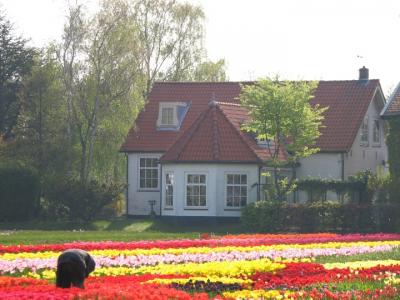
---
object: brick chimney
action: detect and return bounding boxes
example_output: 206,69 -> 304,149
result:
359,66 -> 369,81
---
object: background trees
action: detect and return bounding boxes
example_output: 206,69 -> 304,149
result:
0,0 -> 227,221
0,11 -> 35,138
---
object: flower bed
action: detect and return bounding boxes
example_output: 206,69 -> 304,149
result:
0,233 -> 399,299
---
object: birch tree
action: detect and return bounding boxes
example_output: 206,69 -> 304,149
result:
59,0 -> 143,183
130,0 -> 205,95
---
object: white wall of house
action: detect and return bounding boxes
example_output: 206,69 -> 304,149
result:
344,91 -> 388,178
297,153 -> 343,180
161,163 -> 259,217
296,153 -> 342,202
127,153 -> 163,216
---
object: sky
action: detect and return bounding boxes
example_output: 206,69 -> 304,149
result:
1,0 -> 400,94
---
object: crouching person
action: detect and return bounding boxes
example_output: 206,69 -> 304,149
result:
56,249 -> 96,289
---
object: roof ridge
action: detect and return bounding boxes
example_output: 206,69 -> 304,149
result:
216,101 -> 241,107
216,105 -> 261,162
211,107 -> 220,160
153,79 -> 380,85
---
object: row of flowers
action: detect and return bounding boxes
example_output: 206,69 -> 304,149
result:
0,244 -> 395,275
1,233 -> 399,254
3,240 -> 399,260
1,260 -> 399,299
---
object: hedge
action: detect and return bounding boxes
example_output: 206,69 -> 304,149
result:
0,164 -> 40,221
241,201 -> 400,233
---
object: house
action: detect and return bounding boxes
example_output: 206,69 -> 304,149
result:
381,82 -> 400,118
120,67 -> 388,217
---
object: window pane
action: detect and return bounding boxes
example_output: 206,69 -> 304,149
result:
166,174 -> 171,185
150,169 -> 158,179
227,186 -> 233,197
141,158 -> 145,167
200,185 -> 206,196
241,187 -> 247,196
187,195 -> 193,206
200,195 -> 206,206
187,175 -> 193,183
162,107 -> 174,125
234,186 -> 241,196
241,175 -> 247,184
193,185 -> 200,195
227,175 -> 233,184
233,174 -> 240,184
147,158 -> 158,168
199,175 -> 206,184
240,197 -> 247,206
140,179 -> 145,188
227,196 -> 233,207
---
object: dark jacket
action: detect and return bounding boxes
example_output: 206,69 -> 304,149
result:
57,249 -> 96,277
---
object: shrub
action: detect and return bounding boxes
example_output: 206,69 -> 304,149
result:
0,164 -> 40,221
44,180 -> 124,221
241,201 -> 283,232
241,201 -> 400,233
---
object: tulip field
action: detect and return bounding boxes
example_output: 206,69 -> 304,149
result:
0,233 -> 399,299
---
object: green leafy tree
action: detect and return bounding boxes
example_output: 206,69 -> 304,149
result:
13,50 -> 67,183
0,10 -> 35,137
240,77 -> 327,200
193,59 -> 227,81
387,118 -> 400,202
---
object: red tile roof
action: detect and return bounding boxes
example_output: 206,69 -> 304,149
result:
382,83 -> 400,117
311,80 -> 381,152
121,80 -> 382,157
161,102 -> 263,163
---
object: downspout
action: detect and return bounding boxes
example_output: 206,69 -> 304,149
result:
159,162 -> 163,217
125,154 -> 129,216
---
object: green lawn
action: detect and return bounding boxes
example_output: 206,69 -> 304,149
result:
0,217 -> 244,245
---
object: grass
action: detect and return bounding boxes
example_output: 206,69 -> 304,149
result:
0,217 -> 244,245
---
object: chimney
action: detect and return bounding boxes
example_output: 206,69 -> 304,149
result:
359,66 -> 369,81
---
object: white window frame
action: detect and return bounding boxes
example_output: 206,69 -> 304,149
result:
225,173 -> 248,209
164,172 -> 174,208
184,173 -> 207,209
138,156 -> 159,191
360,116 -> 369,146
372,119 -> 380,145
157,103 -> 178,127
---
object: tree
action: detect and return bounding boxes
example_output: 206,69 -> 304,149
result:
0,10 -> 35,137
130,0 -> 205,95
193,59 -> 227,82
387,118 -> 400,202
58,0 -> 143,183
240,77 -> 327,200
14,50 -> 67,183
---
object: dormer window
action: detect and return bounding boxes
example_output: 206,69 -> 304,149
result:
157,102 -> 189,130
161,107 -> 175,125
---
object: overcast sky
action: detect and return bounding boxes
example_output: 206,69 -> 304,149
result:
1,0 -> 400,94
